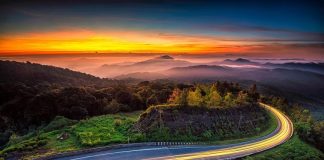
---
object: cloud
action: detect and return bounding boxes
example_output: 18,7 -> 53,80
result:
201,24 -> 324,42
157,30 -> 324,44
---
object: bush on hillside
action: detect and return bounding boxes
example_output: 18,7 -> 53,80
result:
42,116 -> 77,132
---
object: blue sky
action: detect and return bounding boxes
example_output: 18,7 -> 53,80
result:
1,0 -> 323,35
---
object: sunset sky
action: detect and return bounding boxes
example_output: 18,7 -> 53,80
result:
0,0 -> 323,58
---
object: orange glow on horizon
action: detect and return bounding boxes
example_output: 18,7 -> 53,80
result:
0,29 -> 252,55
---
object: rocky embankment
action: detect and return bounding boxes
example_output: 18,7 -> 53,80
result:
134,104 -> 270,139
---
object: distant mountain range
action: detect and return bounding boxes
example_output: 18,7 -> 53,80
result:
113,56 -> 324,80
219,58 -> 260,65
264,62 -> 324,75
90,55 -> 195,77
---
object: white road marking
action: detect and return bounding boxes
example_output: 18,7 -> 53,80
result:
70,147 -> 168,160
69,146 -> 217,160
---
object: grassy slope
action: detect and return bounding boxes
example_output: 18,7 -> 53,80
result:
0,111 -> 142,159
244,135 -> 324,160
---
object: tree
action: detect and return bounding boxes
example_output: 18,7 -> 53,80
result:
249,84 -> 257,94
255,127 -> 261,135
215,81 -> 225,96
206,86 -> 222,107
168,88 -> 182,104
202,130 -> 213,140
104,99 -> 121,114
179,89 -> 188,106
147,95 -> 159,107
311,121 -> 324,151
248,84 -> 259,102
137,88 -> 153,101
70,106 -> 88,120
224,92 -> 235,107
115,90 -> 133,105
236,91 -> 248,105
296,121 -> 312,137
187,87 -> 204,106
131,93 -> 144,110
155,89 -> 172,104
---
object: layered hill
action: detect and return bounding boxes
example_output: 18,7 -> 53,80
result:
92,55 -> 194,77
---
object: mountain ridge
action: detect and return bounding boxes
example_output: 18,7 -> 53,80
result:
0,60 -> 114,86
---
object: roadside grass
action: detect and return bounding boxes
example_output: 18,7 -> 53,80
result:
41,130 -> 81,152
72,112 -> 141,146
0,111 -> 142,159
244,135 -> 324,160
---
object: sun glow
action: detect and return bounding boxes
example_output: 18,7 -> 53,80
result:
0,29 -> 249,54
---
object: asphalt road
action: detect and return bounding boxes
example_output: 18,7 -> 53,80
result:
56,103 -> 293,160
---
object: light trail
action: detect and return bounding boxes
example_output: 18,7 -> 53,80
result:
148,103 -> 294,160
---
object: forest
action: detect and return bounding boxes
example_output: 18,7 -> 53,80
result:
0,81 -> 175,137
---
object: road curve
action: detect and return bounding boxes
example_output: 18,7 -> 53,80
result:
56,103 -> 293,160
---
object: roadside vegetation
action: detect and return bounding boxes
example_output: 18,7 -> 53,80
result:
245,95 -> 324,159
245,135 -> 323,160
0,112 -> 142,159
261,95 -> 324,152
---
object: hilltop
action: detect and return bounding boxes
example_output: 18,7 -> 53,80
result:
0,60 -> 114,87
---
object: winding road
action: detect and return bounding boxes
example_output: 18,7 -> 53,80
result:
56,103 -> 293,160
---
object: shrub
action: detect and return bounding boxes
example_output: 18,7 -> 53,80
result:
202,130 -> 213,140
0,138 -> 47,155
42,116 -> 77,132
76,132 -> 105,146
114,119 -> 123,126
0,131 -> 11,147
104,99 -> 121,114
